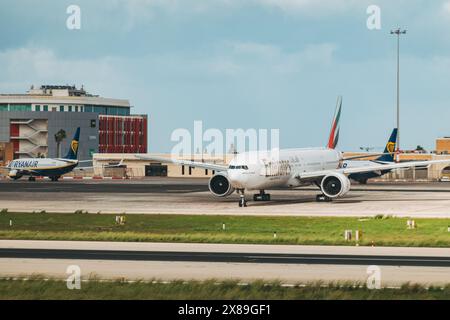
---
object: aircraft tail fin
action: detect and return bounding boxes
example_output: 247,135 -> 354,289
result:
327,96 -> 342,149
63,127 -> 80,160
376,128 -> 398,162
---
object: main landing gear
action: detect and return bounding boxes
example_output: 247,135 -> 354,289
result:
238,190 -> 272,207
358,178 -> 368,185
50,176 -> 60,182
28,176 -> 36,182
316,194 -> 332,202
253,190 -> 271,202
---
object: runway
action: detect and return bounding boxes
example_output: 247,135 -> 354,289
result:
1,241 -> 449,286
1,248 -> 449,267
1,179 -> 450,217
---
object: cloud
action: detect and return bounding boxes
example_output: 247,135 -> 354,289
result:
208,41 -> 337,76
254,0 -> 360,14
105,0 -> 364,25
443,1 -> 450,14
0,47 -> 122,96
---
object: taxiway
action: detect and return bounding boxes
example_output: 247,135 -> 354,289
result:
0,179 -> 450,217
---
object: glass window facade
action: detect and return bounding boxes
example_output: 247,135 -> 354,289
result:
82,104 -> 129,115
35,105 -> 41,111
9,104 -> 31,111
59,105 -> 64,112
43,105 -> 48,111
0,104 -> 9,111
93,106 -> 106,114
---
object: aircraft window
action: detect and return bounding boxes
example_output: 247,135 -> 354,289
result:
229,165 -> 249,170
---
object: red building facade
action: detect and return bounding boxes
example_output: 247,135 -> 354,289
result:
9,123 -> 19,155
98,115 -> 147,153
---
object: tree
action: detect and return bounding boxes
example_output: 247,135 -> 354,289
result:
54,129 -> 67,158
415,145 -> 426,153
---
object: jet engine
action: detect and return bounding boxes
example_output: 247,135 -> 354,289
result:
208,173 -> 235,197
8,170 -> 22,180
320,173 -> 351,198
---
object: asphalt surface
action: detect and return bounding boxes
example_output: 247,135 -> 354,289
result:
1,179 -> 450,193
1,178 -> 450,217
0,179 -> 208,194
1,248 -> 449,267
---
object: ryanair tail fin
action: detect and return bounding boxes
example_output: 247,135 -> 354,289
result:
376,128 -> 398,162
64,127 -> 80,160
327,96 -> 342,149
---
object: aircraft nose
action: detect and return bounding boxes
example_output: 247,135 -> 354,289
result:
228,170 -> 247,189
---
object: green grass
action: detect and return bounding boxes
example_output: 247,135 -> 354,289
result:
0,278 -> 449,300
0,212 -> 449,247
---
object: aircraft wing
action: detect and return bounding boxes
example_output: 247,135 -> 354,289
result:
343,153 -> 394,161
74,166 -> 93,171
135,155 -> 228,172
297,159 -> 450,180
75,159 -> 125,171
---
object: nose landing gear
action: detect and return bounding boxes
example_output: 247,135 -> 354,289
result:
238,190 -> 247,207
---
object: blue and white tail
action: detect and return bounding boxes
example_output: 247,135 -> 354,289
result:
376,128 -> 398,162
63,127 -> 80,160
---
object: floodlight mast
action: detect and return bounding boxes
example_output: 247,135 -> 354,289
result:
390,28 -> 407,162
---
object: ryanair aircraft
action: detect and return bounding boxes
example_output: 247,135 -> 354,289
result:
4,128 -> 83,181
345,128 -> 398,184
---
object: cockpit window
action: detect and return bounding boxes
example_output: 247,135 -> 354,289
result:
229,165 -> 249,170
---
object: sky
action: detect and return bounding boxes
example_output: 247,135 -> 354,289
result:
1,0 -> 450,153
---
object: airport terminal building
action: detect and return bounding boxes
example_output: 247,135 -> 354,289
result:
0,85 -> 147,163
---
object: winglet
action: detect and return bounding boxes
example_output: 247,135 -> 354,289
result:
327,96 -> 342,149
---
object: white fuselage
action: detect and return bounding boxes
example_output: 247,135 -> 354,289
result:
227,148 -> 342,191
7,158 -> 78,177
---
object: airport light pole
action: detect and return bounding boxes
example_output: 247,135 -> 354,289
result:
390,28 -> 407,162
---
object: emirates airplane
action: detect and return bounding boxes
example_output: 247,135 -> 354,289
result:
137,98 -> 450,207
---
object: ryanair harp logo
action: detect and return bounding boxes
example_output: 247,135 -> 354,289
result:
386,141 -> 395,154
71,140 -> 79,153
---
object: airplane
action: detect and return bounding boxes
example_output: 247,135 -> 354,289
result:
2,127 -> 83,181
1,128 -> 121,182
136,99 -> 450,207
344,128 -> 398,184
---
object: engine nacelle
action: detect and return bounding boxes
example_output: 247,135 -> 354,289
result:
8,170 -> 22,180
8,170 -> 21,178
208,173 -> 235,197
320,173 -> 351,198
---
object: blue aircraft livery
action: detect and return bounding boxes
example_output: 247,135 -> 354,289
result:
346,128 -> 398,184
